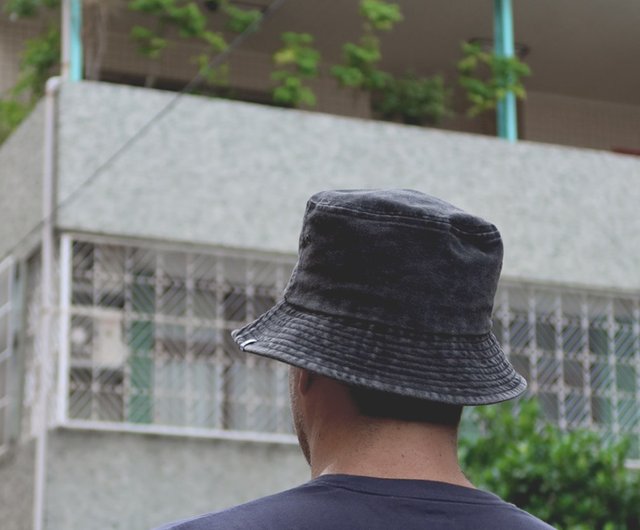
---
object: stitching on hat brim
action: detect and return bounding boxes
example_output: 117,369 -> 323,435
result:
282,296 -> 496,344
232,300 -> 528,406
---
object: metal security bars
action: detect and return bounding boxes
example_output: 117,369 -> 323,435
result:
58,235 -> 640,456
0,257 -> 15,456
493,284 -> 640,458
62,235 -> 295,438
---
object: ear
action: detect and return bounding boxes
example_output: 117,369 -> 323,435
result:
297,368 -> 315,395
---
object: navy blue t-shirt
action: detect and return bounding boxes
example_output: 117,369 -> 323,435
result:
155,474 -> 555,529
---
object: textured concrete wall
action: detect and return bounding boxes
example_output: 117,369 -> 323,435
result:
55,81 -> 640,292
0,440 -> 36,530
0,101 -> 45,260
45,429 -> 308,530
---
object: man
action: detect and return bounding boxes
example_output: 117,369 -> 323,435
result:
156,189 -> 554,529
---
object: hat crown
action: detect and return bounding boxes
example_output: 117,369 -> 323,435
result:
285,189 -> 503,335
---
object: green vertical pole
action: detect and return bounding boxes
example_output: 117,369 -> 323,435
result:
494,0 -> 517,141
70,0 -> 83,81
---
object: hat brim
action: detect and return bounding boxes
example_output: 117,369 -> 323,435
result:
231,299 -> 527,406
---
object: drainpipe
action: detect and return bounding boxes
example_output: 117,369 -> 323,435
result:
493,0 -> 517,141
33,76 -> 61,530
61,0 -> 83,81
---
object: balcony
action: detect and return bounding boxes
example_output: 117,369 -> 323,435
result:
1,0 -> 639,152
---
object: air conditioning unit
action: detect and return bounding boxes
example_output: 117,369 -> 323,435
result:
93,308 -> 128,369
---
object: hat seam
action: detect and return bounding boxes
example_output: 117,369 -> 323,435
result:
309,200 -> 500,238
255,306 -> 503,357
238,338 -> 526,404
281,297 -> 495,344
241,313 -> 514,378
235,304 -> 525,386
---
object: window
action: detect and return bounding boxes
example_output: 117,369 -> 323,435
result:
59,236 -> 640,456
64,238 -> 295,436
493,284 -> 640,458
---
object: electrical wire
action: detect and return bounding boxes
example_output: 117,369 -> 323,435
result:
0,0 -> 288,264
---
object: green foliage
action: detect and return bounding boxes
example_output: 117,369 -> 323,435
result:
331,1 -> 452,126
271,32 -> 320,108
12,26 -> 61,99
2,0 -> 60,99
4,0 -> 59,18
457,41 -> 531,116
128,0 -> 205,37
1,0 -> 60,144
220,2 -> 261,33
128,0 -> 211,42
0,99 -> 31,144
131,25 -> 168,58
0,0 -> 531,142
360,0 -> 402,31
460,400 -> 640,530
195,56 -> 229,85
128,0 -> 258,87
374,72 -> 451,125
331,0 -> 400,91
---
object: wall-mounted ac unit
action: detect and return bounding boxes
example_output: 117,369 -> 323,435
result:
92,308 -> 128,369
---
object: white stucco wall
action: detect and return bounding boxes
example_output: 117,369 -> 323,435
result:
53,82 -> 640,292
0,440 -> 36,530
45,429 -> 308,530
0,100 -> 45,261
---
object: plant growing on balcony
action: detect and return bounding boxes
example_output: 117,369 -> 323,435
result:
331,0 -> 401,92
128,0 -> 260,87
373,72 -> 451,125
330,0 -> 451,126
457,40 -> 531,116
0,1 -> 60,143
271,32 -> 321,108
4,0 -> 59,18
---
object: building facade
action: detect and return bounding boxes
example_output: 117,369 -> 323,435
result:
0,80 -> 638,529
1,1 -> 640,529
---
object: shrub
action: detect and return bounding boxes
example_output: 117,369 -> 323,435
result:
459,400 -> 640,530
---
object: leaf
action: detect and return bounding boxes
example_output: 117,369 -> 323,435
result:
360,0 -> 403,31
457,40 -> 531,116
131,25 -> 168,59
273,48 -> 296,66
222,3 -> 261,33
0,98 -> 32,144
460,399 -> 640,529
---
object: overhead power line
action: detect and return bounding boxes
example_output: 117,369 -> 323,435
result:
0,0 -> 288,264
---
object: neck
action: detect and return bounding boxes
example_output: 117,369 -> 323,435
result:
309,418 -> 473,488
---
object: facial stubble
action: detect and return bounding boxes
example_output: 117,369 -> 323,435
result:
289,367 -> 311,465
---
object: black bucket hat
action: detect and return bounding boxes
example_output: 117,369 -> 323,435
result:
232,189 -> 526,405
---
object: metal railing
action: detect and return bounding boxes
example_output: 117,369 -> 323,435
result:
60,234 -> 296,441
0,257 -> 15,456
493,283 -> 640,458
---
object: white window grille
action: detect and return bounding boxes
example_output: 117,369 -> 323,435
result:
58,235 -> 640,457
493,284 -> 640,458
62,236 -> 295,439
0,257 -> 15,456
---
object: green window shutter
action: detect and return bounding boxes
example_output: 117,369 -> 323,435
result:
128,279 -> 154,423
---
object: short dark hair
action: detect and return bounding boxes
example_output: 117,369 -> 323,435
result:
348,385 -> 463,426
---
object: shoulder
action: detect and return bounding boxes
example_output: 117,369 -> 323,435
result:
152,482 -> 323,530
487,502 -> 556,530
152,477 -> 558,530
